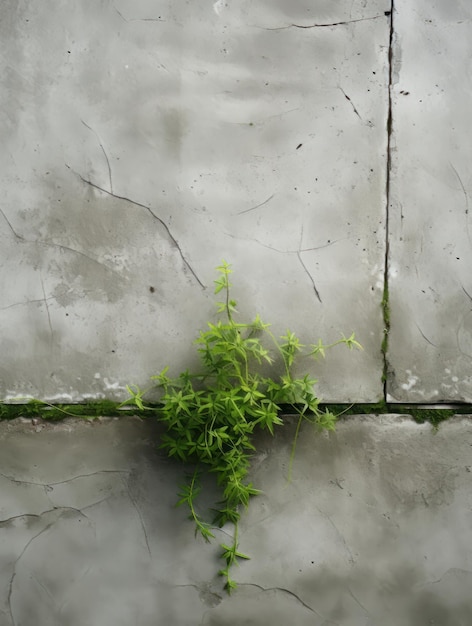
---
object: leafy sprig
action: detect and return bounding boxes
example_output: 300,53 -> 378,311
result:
125,261 -> 361,591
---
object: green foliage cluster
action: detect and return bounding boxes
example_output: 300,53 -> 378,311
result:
124,261 -> 361,591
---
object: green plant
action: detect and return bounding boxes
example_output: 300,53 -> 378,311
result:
123,261 -> 361,591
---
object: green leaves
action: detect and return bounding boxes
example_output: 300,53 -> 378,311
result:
310,333 -> 363,358
119,384 -> 151,410
219,532 -> 250,593
220,541 -> 250,565
279,330 -> 304,369
176,471 -> 216,542
124,261 -> 362,593
342,332 -> 363,351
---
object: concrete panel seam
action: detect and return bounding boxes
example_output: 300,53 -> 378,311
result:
383,1 -> 395,399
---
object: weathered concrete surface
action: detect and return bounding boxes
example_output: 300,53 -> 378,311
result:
387,0 -> 472,402
1,415 -> 471,625
0,1 -> 390,402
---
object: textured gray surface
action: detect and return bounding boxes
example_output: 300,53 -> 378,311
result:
0,1 -> 389,402
387,0 -> 472,401
1,415 -> 471,625
3,0 -> 472,404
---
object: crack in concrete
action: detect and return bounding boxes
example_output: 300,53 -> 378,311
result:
30,573 -> 56,605
114,6 -> 166,23
231,107 -> 300,126
0,513 -> 41,526
338,87 -> 362,121
450,163 -> 469,216
420,568 -> 472,588
462,285 -> 472,304
6,507 -> 92,625
415,324 -> 437,348
347,586 -> 371,615
236,194 -> 275,215
7,516 -> 57,626
131,17 -> 166,22
122,478 -> 152,559
455,321 -> 472,362
315,506 -> 355,564
80,495 -> 117,511
449,162 -> 471,246
330,478 -> 345,490
297,226 -> 322,302
114,6 -> 127,21
382,1 -> 394,400
0,469 -> 130,488
173,582 -> 223,608
82,120 -> 113,194
227,232 -> 343,255
238,582 -> 322,617
261,14 -> 385,31
0,208 -> 122,276
0,297 -> 56,312
0,208 -> 21,240
296,251 -> 322,303
66,165 -> 206,289
226,230 -> 342,303
40,273 -> 53,346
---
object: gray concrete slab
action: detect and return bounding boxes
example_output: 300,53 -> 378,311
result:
387,0 -> 472,402
0,1 -> 389,403
1,415 -> 471,625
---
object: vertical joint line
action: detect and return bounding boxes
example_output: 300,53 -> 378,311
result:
383,1 -> 394,399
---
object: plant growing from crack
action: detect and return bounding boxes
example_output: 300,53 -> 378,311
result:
123,261 -> 361,592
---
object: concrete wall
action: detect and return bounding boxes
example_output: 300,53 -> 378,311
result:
387,0 -> 472,402
1,0 -> 471,403
2,415 -> 472,625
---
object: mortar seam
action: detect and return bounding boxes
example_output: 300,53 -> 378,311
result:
382,2 -> 395,401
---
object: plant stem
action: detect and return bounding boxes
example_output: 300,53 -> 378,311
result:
287,411 -> 304,482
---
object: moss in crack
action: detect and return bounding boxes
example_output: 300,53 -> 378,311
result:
381,281 -> 390,385
320,402 -> 468,428
0,400 -> 469,428
0,399 -> 147,421
404,407 -> 456,428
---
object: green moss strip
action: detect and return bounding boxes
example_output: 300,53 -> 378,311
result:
0,399 -> 469,428
0,400 -> 138,421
